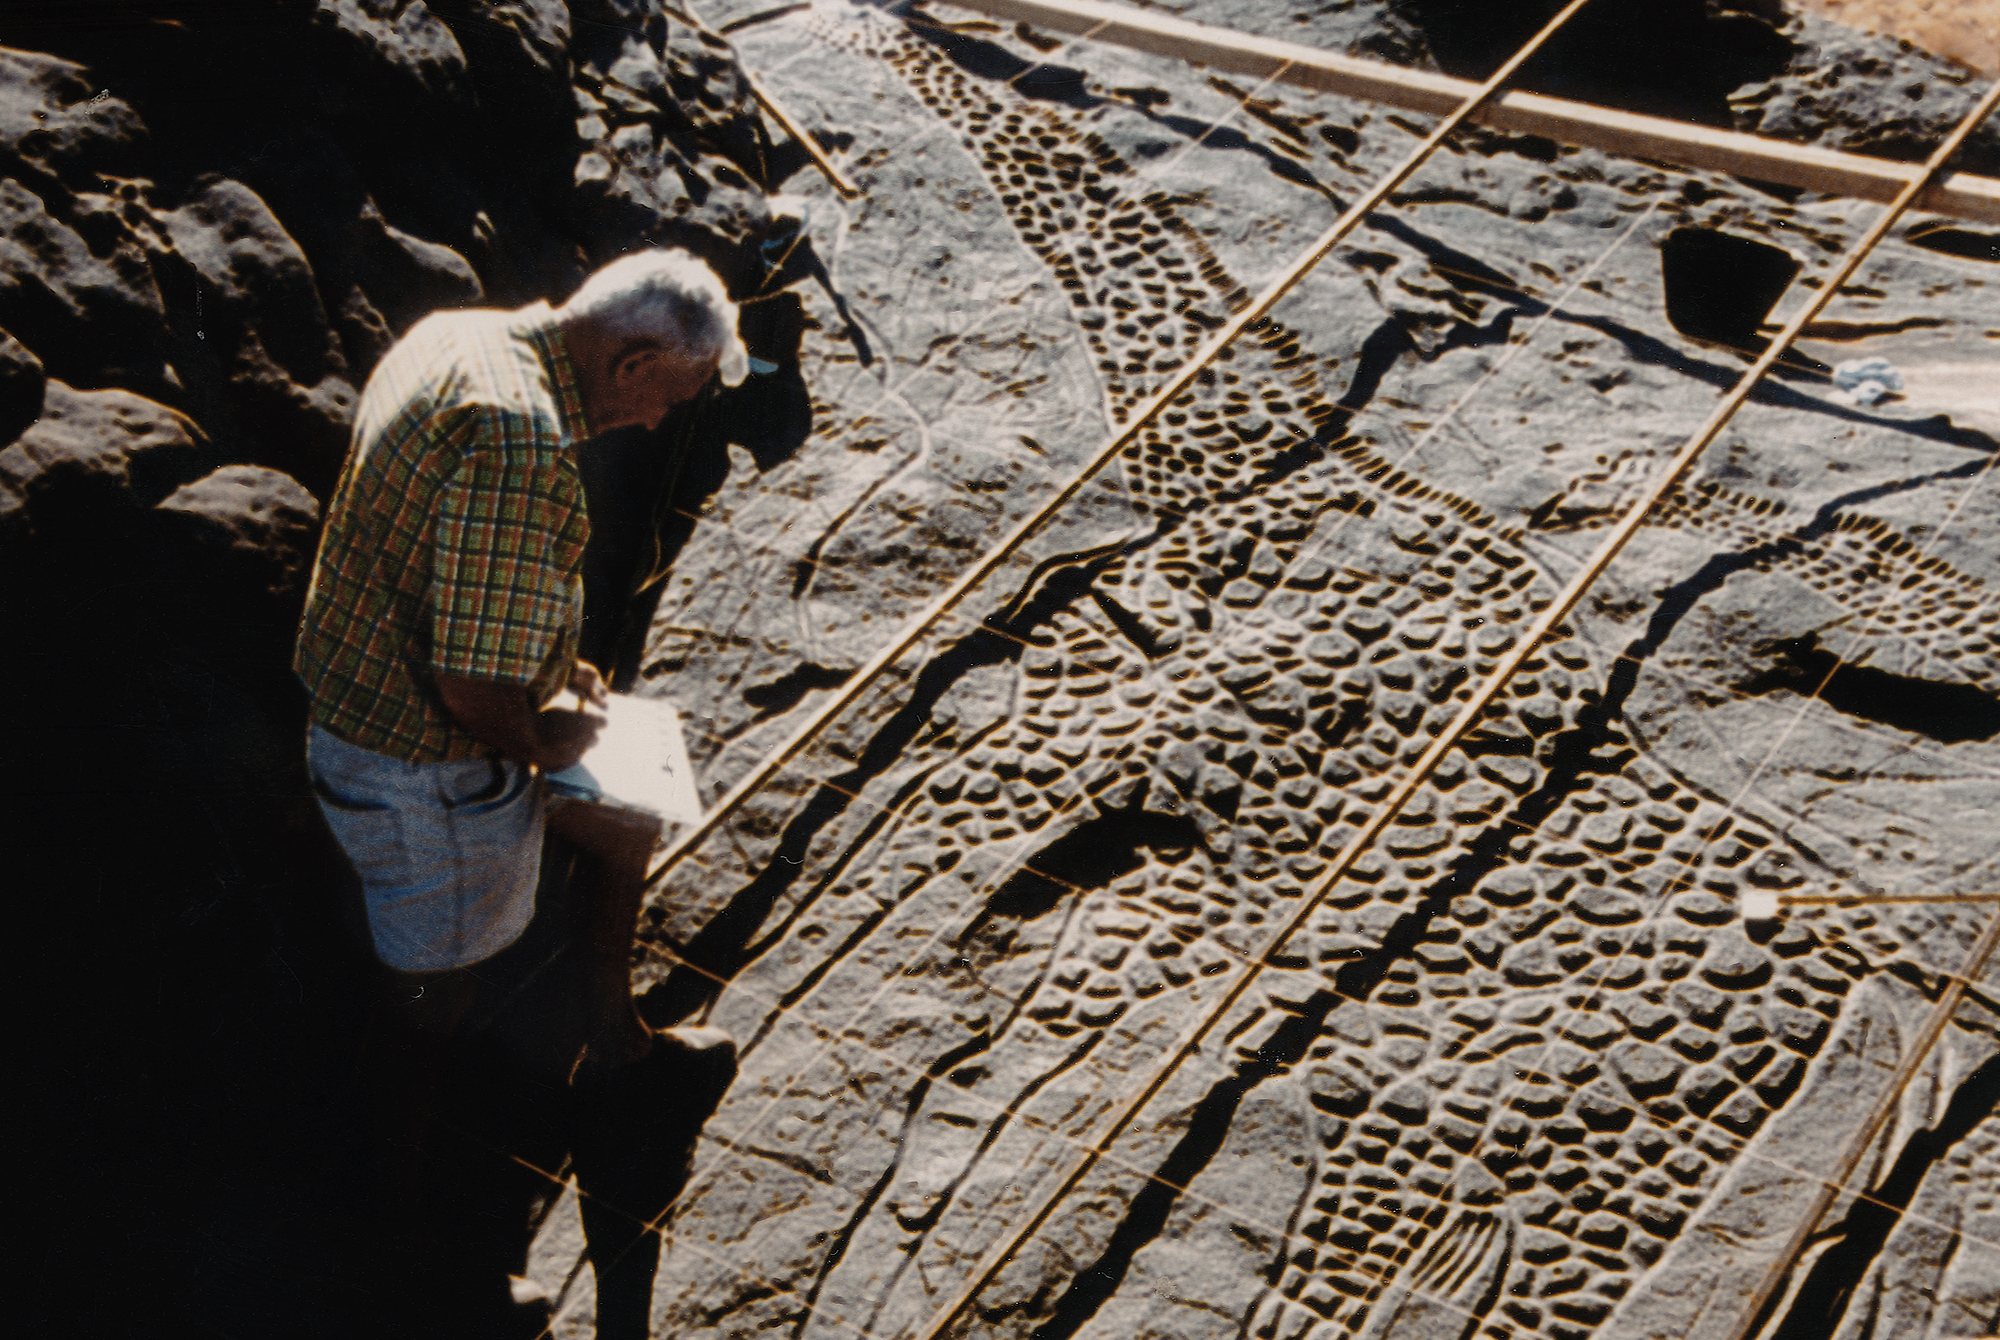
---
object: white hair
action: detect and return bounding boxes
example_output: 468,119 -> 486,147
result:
561,249 -> 748,387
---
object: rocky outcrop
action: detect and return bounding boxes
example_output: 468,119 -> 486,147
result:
1,4 -> 794,1336
585,5 -> 1998,1340
1733,9 -> 2000,173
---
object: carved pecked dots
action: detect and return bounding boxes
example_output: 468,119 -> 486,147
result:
858,31 -> 1907,1335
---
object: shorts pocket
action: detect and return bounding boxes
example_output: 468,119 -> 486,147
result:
310,772 -> 408,895
440,757 -> 531,816
310,774 -> 395,814
308,748 -> 397,813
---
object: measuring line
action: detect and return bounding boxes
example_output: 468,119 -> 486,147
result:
1722,905 -> 2000,1340
642,0 -> 1601,894
739,61 -> 864,197
869,52 -> 2000,1340
1774,893 -> 2000,906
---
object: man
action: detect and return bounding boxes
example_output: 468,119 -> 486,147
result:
294,249 -> 745,1314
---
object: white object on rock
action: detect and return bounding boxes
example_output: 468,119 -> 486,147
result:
1833,356 -> 1904,407
1741,890 -> 1781,920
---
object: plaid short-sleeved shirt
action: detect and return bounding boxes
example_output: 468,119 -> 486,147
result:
295,302 -> 593,762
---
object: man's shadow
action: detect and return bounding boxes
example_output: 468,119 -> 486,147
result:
419,840 -> 733,1340
579,287 -> 815,688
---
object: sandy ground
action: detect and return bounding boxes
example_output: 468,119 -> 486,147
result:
1789,0 -> 1999,75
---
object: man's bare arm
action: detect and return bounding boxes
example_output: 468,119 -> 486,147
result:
435,672 -> 604,770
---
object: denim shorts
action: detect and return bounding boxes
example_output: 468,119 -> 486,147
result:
307,724 -> 545,972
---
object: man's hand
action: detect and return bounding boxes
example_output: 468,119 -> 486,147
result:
569,660 -> 610,709
533,704 -> 605,771
435,672 -> 607,770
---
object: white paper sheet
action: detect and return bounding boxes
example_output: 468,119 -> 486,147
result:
544,693 -> 703,824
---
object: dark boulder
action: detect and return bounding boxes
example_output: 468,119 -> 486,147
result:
0,378 -> 211,544
151,177 -> 359,497
153,463 -> 320,620
0,326 -> 43,444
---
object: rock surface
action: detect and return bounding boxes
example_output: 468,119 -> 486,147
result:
537,3 -> 1997,1340
0,379 -> 211,540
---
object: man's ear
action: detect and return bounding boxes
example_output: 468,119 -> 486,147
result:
611,341 -> 666,387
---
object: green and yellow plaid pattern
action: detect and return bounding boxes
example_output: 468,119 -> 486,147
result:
296,302 -> 592,761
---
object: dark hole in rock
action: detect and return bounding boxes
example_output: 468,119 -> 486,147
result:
1398,0 -> 1795,126
1736,632 -> 2000,744
1904,222 -> 2000,263
1659,227 -> 1801,350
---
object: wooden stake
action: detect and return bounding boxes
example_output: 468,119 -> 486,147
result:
742,64 -> 863,199
947,0 -> 2000,222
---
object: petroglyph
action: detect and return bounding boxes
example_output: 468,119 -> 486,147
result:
599,6 -> 2000,1340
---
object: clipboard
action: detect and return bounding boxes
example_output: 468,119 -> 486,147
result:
543,692 -> 704,826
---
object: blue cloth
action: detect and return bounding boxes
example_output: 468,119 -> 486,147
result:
307,724 -> 544,971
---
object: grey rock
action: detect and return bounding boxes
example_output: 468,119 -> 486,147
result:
154,463 -> 320,608
0,46 -> 147,185
605,9 -> 2000,1340
570,15 -> 774,270
1732,13 -> 2000,175
307,0 -> 471,108
345,197 -> 485,335
0,176 -> 170,391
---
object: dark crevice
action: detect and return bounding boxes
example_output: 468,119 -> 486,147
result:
1905,223 -> 2000,263
743,661 -> 857,719
1737,633 -> 2000,744
1797,316 -> 1949,341
1763,1055 -> 2000,1340
1335,318 -> 1421,421
1090,590 -> 1173,660
1435,306 -> 1521,355
718,3 -> 812,35
970,800 -> 1207,935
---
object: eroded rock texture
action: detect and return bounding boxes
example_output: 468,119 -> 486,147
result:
505,2 -> 2000,1337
